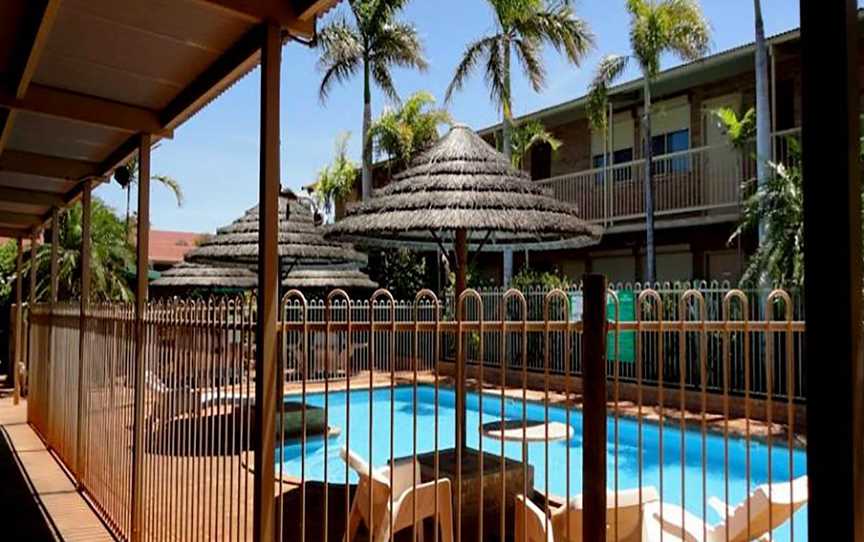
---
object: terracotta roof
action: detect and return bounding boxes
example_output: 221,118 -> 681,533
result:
148,230 -> 204,265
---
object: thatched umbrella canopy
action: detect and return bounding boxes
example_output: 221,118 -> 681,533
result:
282,265 -> 378,291
325,124 -> 602,452
187,189 -> 367,270
325,124 -> 603,294
150,261 -> 257,294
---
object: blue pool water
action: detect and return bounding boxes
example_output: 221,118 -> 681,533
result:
277,385 -> 807,540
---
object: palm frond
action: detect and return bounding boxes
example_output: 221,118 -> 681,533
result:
512,37 -> 545,92
510,119 -> 562,168
657,0 -> 711,62
445,35 -> 500,103
151,174 -> 184,206
316,18 -> 364,102
484,36 -> 508,113
370,59 -> 400,103
516,1 -> 594,66
586,54 -> 629,130
370,22 -> 428,71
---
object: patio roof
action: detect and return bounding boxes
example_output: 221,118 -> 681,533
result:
0,0 -> 338,239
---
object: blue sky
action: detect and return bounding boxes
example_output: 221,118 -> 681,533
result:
93,0 -> 803,234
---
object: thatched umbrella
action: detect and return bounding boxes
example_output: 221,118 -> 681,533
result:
282,265 -> 378,291
325,124 -> 603,451
187,188 -> 367,271
150,261 -> 257,296
324,124 -> 603,296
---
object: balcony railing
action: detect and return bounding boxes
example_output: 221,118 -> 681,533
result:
535,128 -> 802,227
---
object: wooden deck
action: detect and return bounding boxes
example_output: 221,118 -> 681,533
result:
0,392 -> 115,541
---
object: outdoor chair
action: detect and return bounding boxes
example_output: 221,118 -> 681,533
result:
516,487 -> 660,542
641,475 -> 808,542
145,370 -> 251,424
515,494 -> 555,542
341,447 -> 454,542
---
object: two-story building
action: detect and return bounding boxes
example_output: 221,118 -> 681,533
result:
351,18 -> 863,286
473,24 -> 822,285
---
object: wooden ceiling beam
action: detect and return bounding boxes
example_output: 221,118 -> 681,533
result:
292,0 -> 339,21
0,0 -> 61,158
1,211 -> 43,227
0,84 -> 172,136
160,25 -> 264,130
0,150 -> 102,180
192,0 -> 315,36
0,187 -> 65,207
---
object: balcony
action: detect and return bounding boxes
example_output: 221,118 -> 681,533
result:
535,128 -> 801,230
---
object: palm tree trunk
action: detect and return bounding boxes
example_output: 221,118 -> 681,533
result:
754,0 -> 771,246
361,52 -> 373,201
501,39 -> 514,285
643,78 -> 656,284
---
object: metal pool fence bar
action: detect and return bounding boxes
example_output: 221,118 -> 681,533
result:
24,285 -> 806,542
446,283 -> 806,402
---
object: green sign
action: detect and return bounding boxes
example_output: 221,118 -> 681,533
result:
607,290 -> 635,363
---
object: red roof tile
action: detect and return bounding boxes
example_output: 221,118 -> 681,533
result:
148,230 -> 205,265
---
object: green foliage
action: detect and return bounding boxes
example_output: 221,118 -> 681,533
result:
731,138 -> 803,287
368,91 -> 451,170
506,119 -> 562,169
713,107 -> 756,150
0,198 -> 134,305
122,150 -> 184,237
587,0 -> 710,129
367,248 -> 428,300
317,2 -> 427,103
510,267 -> 572,291
446,0 -> 593,119
309,132 -> 359,217
0,241 -> 18,302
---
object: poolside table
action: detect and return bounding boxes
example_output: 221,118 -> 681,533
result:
409,447 -> 535,541
480,419 -> 574,471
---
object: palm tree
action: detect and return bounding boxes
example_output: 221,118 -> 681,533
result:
730,140 -> 802,287
316,0 -> 428,201
507,119 -> 562,170
713,107 -> 756,151
308,132 -> 360,221
587,0 -> 710,283
753,0 -> 770,248
0,198 -> 135,304
119,153 -> 184,239
368,90 -> 451,172
445,0 -> 593,163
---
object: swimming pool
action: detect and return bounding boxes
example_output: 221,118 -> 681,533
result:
276,385 -> 807,540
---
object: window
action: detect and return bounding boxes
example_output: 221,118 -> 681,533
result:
593,148 -> 634,184
612,148 -> 634,182
651,129 -> 690,174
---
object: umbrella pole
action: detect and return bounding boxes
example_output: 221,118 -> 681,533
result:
455,229 -> 468,454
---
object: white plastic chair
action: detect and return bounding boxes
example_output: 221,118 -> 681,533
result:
517,487 -> 660,542
641,476 -> 808,542
341,447 -> 454,542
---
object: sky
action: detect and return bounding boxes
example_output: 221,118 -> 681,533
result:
93,0 -> 804,234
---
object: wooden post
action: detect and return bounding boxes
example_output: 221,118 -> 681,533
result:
800,1 -> 864,540
254,21 -> 281,542
26,232 -> 37,396
13,238 -> 23,404
131,133 -> 151,542
50,208 -> 59,303
581,273 -> 607,542
76,179 -> 92,481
